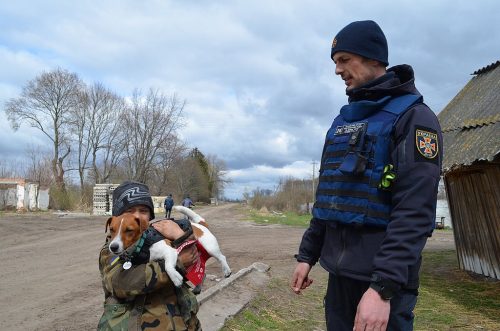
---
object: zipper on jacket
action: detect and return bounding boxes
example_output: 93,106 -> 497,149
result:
335,225 -> 347,275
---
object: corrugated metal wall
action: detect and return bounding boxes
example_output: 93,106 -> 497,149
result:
444,162 -> 500,279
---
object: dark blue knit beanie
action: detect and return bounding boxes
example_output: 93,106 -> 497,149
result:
112,180 -> 155,220
331,20 -> 388,66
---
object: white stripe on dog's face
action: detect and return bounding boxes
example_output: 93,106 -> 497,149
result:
109,217 -> 125,254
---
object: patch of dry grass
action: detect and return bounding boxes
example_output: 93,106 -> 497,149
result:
222,250 -> 500,331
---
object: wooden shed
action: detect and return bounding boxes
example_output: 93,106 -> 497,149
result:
438,60 -> 500,280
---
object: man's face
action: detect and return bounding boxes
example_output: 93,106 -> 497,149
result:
124,205 -> 151,223
332,51 -> 381,91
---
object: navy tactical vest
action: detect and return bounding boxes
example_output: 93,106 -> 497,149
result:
312,94 -> 422,228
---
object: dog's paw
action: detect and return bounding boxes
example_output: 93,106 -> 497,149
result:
167,269 -> 184,287
172,273 -> 184,287
223,269 -> 232,278
172,276 -> 183,287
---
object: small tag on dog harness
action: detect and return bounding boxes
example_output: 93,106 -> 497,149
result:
123,261 -> 132,270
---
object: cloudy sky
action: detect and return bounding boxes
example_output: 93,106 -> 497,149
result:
1,0 -> 499,198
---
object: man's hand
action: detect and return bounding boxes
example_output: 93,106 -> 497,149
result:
290,262 -> 313,294
353,287 -> 390,331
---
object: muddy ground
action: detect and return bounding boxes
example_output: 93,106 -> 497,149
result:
0,203 -> 455,330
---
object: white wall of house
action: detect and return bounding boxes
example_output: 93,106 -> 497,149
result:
27,184 -> 38,210
38,189 -> 49,210
435,177 -> 452,228
0,179 -> 49,211
16,184 -> 25,209
436,199 -> 452,228
0,187 -> 17,209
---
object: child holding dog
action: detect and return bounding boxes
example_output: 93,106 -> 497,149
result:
98,181 -> 202,331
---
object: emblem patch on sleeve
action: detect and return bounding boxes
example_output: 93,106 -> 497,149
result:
415,126 -> 439,163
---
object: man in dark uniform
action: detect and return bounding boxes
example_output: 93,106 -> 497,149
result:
290,20 -> 442,331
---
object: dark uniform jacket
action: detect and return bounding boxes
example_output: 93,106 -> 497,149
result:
296,64 -> 443,290
164,197 -> 174,210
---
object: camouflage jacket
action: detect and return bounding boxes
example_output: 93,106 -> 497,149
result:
97,242 -> 200,331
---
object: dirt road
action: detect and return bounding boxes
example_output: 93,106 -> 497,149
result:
0,203 -> 454,330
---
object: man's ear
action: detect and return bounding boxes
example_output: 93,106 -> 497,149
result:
105,217 -> 113,233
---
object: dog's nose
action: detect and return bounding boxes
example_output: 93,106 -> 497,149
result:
110,242 -> 119,253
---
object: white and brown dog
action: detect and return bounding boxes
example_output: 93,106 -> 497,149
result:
105,206 -> 231,288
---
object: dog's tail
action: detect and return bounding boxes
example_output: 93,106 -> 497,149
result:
173,205 -> 207,226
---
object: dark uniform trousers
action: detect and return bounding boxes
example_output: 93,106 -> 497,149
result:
325,274 -> 418,331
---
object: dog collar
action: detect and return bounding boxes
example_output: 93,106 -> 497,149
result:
133,232 -> 148,254
119,232 -> 148,268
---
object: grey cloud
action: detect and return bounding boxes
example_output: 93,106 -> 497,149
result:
1,0 -> 500,198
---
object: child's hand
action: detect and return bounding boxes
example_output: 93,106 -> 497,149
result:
178,240 -> 199,267
152,220 -> 184,240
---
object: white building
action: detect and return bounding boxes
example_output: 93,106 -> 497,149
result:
0,178 -> 49,211
435,177 -> 452,228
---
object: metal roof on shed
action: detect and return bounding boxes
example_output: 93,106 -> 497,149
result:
438,60 -> 500,170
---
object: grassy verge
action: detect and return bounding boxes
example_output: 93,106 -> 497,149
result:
222,268 -> 328,331
415,250 -> 500,330
248,209 -> 311,227
222,249 -> 500,330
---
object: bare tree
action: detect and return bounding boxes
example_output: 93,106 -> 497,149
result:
24,144 -> 54,208
122,89 -> 185,183
71,88 -> 92,192
150,136 -> 188,195
24,144 -> 54,186
0,159 -> 24,178
206,154 -> 230,199
72,82 -> 125,188
5,68 -> 83,192
90,94 -> 126,185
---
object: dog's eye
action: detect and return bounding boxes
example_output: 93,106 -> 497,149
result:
110,228 -> 115,233
125,229 -> 134,233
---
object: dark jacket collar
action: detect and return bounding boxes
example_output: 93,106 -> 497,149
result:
347,64 -> 421,102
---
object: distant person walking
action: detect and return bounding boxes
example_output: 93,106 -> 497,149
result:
182,196 -> 195,209
164,193 -> 174,218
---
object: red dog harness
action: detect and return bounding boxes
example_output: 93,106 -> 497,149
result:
177,240 -> 210,286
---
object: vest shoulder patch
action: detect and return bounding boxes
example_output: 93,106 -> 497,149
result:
415,125 -> 439,163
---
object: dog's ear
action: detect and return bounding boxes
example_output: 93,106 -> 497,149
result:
105,217 -> 113,233
136,217 -> 148,232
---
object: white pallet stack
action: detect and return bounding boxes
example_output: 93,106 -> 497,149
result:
93,184 -> 119,215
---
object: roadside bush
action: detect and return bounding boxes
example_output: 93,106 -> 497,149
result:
49,185 -> 79,210
78,184 -> 94,211
0,205 -> 17,212
249,177 -> 313,214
